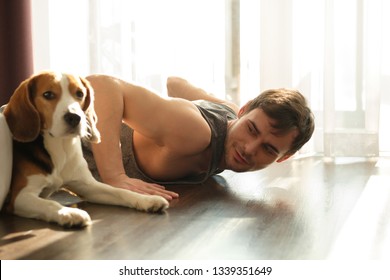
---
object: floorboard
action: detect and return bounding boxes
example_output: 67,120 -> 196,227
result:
1,156 -> 389,260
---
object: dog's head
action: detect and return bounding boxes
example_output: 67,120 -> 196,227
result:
3,71 -> 100,143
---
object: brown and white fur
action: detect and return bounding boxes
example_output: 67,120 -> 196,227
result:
3,71 -> 168,227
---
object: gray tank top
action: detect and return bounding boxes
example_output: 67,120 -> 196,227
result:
82,100 -> 237,185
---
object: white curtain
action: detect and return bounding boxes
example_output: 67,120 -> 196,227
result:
240,0 -> 389,157
31,0 -> 390,156
32,0 -> 227,98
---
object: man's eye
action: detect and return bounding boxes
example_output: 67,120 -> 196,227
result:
43,91 -> 55,100
264,145 -> 277,155
248,124 -> 256,135
266,146 -> 274,154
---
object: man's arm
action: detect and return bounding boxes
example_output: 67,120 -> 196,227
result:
86,75 -> 192,200
166,76 -> 239,114
85,75 -> 211,199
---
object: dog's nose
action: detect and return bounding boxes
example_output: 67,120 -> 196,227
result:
64,112 -> 81,128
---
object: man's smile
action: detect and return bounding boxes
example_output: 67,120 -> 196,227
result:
234,148 -> 249,166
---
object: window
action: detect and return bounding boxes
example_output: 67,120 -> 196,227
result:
31,0 -> 390,155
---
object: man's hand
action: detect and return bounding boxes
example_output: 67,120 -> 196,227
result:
105,174 -> 179,201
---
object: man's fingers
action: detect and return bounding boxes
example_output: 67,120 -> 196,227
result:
119,179 -> 179,201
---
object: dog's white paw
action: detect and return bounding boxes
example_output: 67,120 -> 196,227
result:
135,195 -> 169,213
57,207 -> 91,228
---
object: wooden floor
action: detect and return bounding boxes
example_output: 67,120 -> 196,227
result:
1,156 -> 390,260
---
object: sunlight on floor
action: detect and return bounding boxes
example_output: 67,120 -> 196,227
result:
328,175 -> 390,259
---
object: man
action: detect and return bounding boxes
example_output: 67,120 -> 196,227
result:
82,75 -> 314,201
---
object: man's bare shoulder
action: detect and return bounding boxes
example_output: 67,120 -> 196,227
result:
86,74 -> 212,154
160,98 -> 212,154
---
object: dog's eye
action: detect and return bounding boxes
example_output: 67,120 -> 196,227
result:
43,91 -> 55,100
76,90 -> 84,99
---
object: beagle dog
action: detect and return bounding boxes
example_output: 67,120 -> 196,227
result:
2,71 -> 168,227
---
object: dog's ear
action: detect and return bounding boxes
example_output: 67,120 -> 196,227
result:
79,76 -> 101,143
3,77 -> 41,142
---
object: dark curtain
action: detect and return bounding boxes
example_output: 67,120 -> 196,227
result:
0,0 -> 34,106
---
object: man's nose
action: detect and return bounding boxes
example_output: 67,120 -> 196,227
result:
245,139 -> 261,156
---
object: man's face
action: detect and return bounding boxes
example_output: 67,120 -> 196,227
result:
223,107 -> 298,172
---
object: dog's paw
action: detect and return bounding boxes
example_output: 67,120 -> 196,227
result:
57,207 -> 91,228
136,196 -> 169,213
